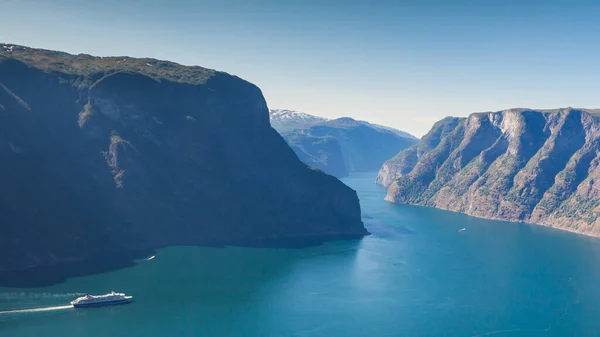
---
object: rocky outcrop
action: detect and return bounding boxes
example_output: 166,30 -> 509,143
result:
0,44 -> 367,276
378,108 -> 600,237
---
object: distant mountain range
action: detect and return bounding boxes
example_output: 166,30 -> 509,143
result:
377,107 -> 600,237
270,109 -> 416,139
270,109 -> 418,177
269,109 -> 328,132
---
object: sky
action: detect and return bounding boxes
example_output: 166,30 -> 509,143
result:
2,0 -> 600,137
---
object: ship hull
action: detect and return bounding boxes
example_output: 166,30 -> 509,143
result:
72,299 -> 132,308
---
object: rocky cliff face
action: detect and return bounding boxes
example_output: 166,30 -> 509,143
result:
0,44 -> 367,275
378,108 -> 600,237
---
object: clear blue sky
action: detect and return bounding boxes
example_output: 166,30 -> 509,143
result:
2,0 -> 599,136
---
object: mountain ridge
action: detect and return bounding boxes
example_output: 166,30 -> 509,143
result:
378,107 -> 600,237
0,44 -> 367,281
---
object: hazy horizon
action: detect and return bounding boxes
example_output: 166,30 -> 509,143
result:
3,0 -> 600,136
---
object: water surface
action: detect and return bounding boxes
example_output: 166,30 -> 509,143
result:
2,172 -> 600,336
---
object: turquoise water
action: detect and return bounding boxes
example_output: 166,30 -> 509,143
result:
3,172 -> 600,336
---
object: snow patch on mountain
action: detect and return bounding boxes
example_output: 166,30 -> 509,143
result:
270,109 -> 328,122
269,109 -> 417,140
269,109 -> 329,132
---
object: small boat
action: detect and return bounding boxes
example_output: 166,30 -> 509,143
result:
458,228 -> 466,232
70,291 -> 132,308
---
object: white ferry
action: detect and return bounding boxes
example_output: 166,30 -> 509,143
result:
70,291 -> 133,308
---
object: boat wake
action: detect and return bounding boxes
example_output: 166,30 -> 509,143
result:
0,293 -> 80,316
0,305 -> 73,315
0,292 -> 85,300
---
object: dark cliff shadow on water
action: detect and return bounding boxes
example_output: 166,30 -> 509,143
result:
0,250 -> 155,288
0,236 -> 366,288
0,241 -> 366,336
235,234 -> 368,249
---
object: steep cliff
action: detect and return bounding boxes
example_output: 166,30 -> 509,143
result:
0,44 -> 367,275
378,108 -> 600,237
